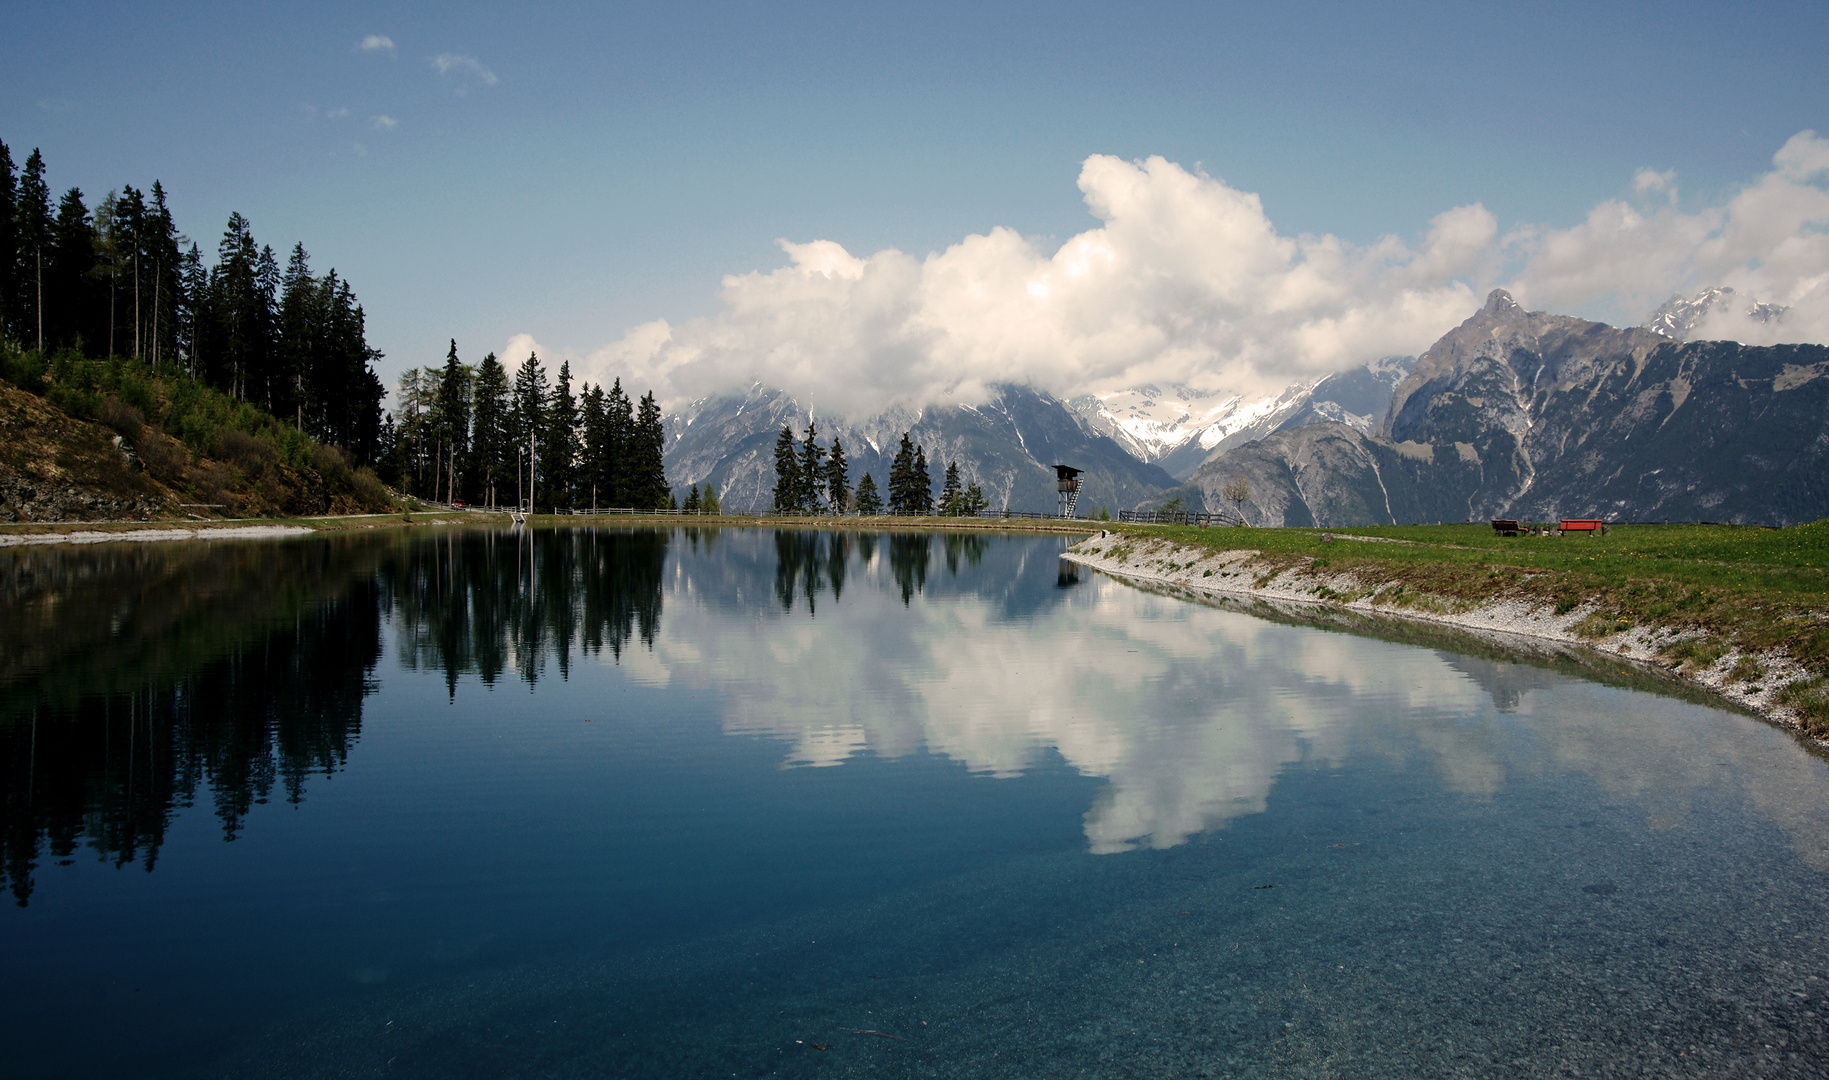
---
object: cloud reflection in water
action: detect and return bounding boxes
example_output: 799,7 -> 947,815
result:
646,530 -> 1829,865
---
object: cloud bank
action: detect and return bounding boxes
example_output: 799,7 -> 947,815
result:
534,132 -> 1829,416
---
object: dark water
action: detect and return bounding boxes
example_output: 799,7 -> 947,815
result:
4,526 -> 1829,1078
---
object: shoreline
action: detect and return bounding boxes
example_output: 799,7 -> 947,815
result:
1063,531 -> 1825,742
0,511 -> 1096,547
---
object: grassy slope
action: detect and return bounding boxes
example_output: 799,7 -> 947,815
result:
0,379 -> 175,515
0,350 -> 394,521
1092,520 -> 1829,732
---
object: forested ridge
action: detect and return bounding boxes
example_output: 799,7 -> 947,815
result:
0,140 -> 386,460
0,139 -> 401,519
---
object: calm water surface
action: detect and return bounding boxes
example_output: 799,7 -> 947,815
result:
3,526 -> 1829,1078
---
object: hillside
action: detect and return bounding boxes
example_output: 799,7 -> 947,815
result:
1175,291 -> 1829,526
0,353 -> 394,523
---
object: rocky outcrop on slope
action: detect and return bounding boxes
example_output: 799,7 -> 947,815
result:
1179,290 -> 1829,526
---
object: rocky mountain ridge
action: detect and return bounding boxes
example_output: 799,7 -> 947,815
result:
663,383 -> 1179,514
1174,290 -> 1829,526
1062,354 -> 1414,480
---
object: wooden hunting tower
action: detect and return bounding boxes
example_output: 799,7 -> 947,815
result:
1054,464 -> 1084,518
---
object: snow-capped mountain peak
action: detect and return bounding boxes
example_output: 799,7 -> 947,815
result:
1646,286 -> 1788,342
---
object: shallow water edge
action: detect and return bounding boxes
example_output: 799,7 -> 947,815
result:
1064,531 -> 1825,744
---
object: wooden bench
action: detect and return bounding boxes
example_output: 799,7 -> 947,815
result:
1560,518 -> 1606,536
1491,519 -> 1522,536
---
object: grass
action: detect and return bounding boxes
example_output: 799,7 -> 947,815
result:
1093,520 -> 1829,689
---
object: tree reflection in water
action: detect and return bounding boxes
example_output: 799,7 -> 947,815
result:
0,526 -> 669,906
771,529 -> 856,614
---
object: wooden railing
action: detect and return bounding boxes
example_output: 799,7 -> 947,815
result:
1119,509 -> 1244,527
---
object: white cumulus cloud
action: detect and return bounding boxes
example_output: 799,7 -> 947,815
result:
370,114 -> 397,131
359,35 -> 395,53
1506,130 -> 1829,344
432,53 -> 498,92
557,156 -> 1486,416
512,133 -> 1829,417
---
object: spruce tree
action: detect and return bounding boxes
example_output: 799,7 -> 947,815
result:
510,351 -> 547,509
632,391 -> 668,509
887,432 -> 916,515
435,340 -> 472,504
276,243 -> 316,427
603,378 -> 633,506
912,445 -> 933,515
543,359 -> 581,509
178,242 -> 205,377
854,472 -> 882,515
47,187 -> 95,351
15,150 -> 50,351
961,482 -> 988,516
824,436 -> 850,514
798,421 -> 826,513
470,352 -> 510,507
0,141 -> 14,340
683,485 -> 700,512
253,244 -> 279,406
701,483 -> 720,515
578,382 -> 606,508
940,461 -> 962,516
772,424 -> 800,513
146,181 -> 182,371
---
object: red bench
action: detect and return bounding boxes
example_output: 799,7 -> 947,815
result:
1560,518 -> 1606,536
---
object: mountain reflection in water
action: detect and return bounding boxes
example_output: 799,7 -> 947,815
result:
5,524 -> 1828,914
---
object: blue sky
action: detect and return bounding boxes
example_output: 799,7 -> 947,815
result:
6,1 -> 1827,403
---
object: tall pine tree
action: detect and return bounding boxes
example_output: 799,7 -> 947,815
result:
510,351 -> 547,510
469,352 -> 510,506
542,359 -> 581,509
14,150 -> 50,350
887,432 -> 917,515
824,436 -> 849,513
854,472 -> 882,515
772,424 -> 800,513
434,340 -> 472,504
631,391 -> 668,509
0,142 -> 15,340
912,445 -> 933,515
939,461 -> 962,515
798,421 -> 825,514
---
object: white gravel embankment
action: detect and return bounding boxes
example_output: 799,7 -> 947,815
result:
0,525 -> 313,547
1063,530 -> 1821,736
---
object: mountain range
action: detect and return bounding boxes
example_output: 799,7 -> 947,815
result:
1170,290 -> 1829,526
662,288 -> 1828,526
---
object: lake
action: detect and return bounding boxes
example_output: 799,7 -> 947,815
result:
3,525 -> 1828,1078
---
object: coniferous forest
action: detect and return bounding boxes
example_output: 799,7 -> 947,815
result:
382,344 -> 671,512
0,140 -> 387,463
0,138 -> 670,518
